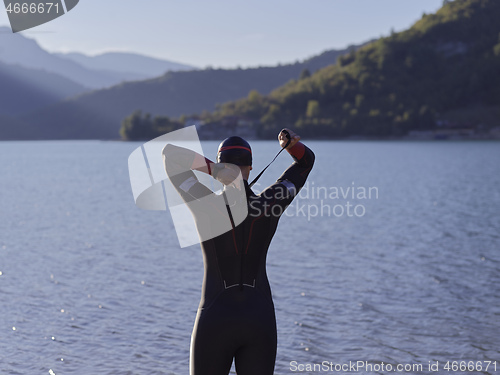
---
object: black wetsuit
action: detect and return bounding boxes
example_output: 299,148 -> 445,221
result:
165,142 -> 314,375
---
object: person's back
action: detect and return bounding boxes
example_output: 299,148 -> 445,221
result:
163,129 -> 314,375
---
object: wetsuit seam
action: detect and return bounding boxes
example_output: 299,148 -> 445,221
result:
207,239 -> 226,305
244,213 -> 265,254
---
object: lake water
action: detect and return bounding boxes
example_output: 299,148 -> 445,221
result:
1,140 -> 499,375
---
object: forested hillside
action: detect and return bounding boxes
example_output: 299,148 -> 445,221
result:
20,43 -> 367,140
203,0 -> 500,138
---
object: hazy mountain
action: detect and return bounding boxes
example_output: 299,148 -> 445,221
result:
56,51 -> 196,78
0,59 -> 86,115
0,26 -> 192,90
0,114 -> 39,140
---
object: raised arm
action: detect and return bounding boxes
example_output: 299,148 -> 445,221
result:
162,144 -> 214,202
255,129 -> 314,217
276,128 -> 315,196
162,144 -> 213,176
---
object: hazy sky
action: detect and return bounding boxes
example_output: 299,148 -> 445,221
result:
0,0 -> 444,68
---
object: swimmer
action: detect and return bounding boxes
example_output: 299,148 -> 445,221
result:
162,128 -> 315,375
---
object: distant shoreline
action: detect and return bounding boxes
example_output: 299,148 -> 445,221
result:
1,137 -> 499,143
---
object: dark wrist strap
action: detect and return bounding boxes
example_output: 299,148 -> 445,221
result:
249,130 -> 291,188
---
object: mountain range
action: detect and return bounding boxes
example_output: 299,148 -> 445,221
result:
0,26 -> 196,90
0,22 -> 371,140
22,48 -> 370,140
0,59 -> 85,115
55,51 -> 195,79
6,0 -> 496,141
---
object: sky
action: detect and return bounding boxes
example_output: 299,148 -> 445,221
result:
0,0 -> 445,69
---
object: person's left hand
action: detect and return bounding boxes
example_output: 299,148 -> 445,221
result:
278,128 -> 300,149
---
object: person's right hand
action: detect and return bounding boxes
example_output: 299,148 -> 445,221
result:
278,128 -> 301,149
